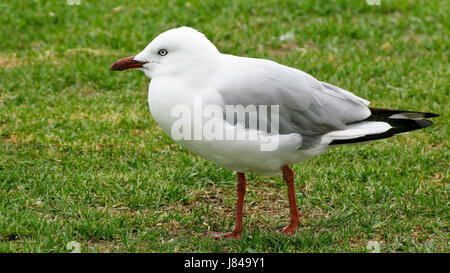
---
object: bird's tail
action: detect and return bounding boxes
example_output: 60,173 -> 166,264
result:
328,107 -> 439,145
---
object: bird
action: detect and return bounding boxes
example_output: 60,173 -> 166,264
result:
110,26 -> 438,239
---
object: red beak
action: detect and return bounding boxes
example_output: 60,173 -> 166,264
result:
110,56 -> 146,71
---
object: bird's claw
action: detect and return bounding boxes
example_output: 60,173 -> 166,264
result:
280,216 -> 300,237
280,224 -> 298,237
207,230 -> 242,240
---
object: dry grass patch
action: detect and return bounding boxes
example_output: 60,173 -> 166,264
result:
0,54 -> 22,68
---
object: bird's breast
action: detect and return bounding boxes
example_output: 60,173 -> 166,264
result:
148,80 -> 186,134
147,74 -> 225,134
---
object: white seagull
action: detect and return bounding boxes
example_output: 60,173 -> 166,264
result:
110,27 -> 438,239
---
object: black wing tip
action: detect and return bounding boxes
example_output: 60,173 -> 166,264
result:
369,107 -> 439,119
329,119 -> 433,146
415,119 -> 434,129
329,109 -> 437,146
423,112 -> 439,118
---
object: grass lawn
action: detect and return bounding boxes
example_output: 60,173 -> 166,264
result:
0,0 -> 448,252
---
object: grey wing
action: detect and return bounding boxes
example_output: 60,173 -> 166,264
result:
216,56 -> 371,147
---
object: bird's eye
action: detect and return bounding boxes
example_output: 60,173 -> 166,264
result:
158,49 -> 168,56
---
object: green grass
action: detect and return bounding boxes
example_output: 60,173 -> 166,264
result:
0,0 -> 448,252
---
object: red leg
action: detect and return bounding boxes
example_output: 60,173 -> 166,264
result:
280,165 -> 302,237
209,172 -> 247,239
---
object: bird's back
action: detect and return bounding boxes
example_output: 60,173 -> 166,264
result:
216,54 -> 371,146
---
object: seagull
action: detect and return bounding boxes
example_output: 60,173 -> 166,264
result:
110,27 -> 438,239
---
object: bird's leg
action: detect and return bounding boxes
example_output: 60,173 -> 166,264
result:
280,165 -> 302,236
209,172 -> 247,239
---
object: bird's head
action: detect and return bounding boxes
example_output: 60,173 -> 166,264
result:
110,27 -> 220,79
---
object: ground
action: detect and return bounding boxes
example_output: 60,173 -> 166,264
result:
0,0 -> 448,252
